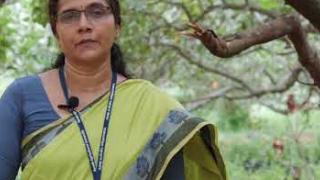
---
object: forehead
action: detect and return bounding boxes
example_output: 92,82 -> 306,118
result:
58,0 -> 108,11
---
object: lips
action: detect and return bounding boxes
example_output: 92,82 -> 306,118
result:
76,39 -> 98,47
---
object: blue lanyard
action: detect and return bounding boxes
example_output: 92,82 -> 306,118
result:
59,67 -> 117,180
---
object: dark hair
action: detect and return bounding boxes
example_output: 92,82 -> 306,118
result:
48,0 -> 130,78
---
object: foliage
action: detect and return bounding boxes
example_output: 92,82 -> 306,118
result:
0,5 -> 13,64
219,109 -> 320,180
29,0 -> 48,26
0,1 -> 57,77
216,100 -> 250,131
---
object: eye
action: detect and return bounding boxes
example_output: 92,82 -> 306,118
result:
86,3 -> 112,19
59,11 -> 79,23
88,7 -> 108,18
92,8 -> 106,16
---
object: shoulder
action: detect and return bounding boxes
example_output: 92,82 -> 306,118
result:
8,75 -> 40,94
2,75 -> 38,97
120,79 -> 184,110
0,75 -> 42,109
0,75 -> 37,118
120,79 -> 166,94
10,69 -> 58,94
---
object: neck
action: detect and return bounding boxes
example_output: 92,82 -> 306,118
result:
63,58 -> 112,95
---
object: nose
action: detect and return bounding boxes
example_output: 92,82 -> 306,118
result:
78,12 -> 93,34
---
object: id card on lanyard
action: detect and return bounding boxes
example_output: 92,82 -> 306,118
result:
59,67 -> 117,180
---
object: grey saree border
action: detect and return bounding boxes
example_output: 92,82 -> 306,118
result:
125,110 -> 207,180
21,116 -> 74,169
150,117 -> 203,179
21,93 -> 107,170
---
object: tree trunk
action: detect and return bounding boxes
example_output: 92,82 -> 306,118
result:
286,0 -> 320,32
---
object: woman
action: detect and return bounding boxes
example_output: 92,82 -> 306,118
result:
0,0 -> 226,179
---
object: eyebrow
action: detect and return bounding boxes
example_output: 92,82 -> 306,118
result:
59,2 -> 109,14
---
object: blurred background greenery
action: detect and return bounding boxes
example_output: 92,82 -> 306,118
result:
1,0 -> 320,179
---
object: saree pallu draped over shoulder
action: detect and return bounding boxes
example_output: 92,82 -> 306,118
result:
21,80 -> 227,180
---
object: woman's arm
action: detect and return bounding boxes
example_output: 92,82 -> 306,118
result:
0,81 -> 23,180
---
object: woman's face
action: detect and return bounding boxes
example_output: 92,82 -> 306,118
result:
55,0 -> 119,64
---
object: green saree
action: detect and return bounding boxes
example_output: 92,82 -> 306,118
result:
21,79 -> 226,180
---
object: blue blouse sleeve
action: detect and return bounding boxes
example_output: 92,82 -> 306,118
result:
0,80 -> 23,180
161,150 -> 185,180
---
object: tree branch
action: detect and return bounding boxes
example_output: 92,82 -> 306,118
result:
225,65 -> 303,99
188,15 -> 320,88
156,42 -> 302,108
260,86 -> 316,115
192,16 -> 296,58
287,16 -> 320,87
183,65 -> 302,111
155,42 -> 254,92
0,0 -> 5,7
0,0 -> 16,7
183,86 -> 235,111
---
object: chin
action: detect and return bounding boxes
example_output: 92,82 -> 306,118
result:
76,51 -> 106,62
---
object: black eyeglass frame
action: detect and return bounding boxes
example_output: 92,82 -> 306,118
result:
57,3 -> 113,24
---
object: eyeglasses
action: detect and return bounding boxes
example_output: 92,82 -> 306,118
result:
57,4 -> 112,24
